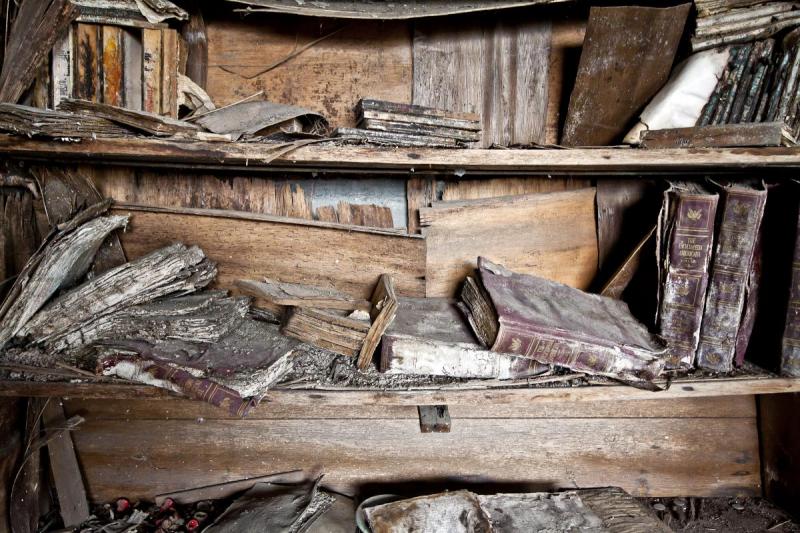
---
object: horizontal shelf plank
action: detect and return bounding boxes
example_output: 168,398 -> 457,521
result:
1,376 -> 798,405
1,135 -> 800,174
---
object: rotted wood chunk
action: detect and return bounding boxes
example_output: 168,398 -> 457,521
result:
417,405 -> 451,433
357,274 -> 398,370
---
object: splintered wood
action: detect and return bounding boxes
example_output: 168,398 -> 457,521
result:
282,308 -> 368,357
422,188 -> 598,297
235,278 -> 371,312
357,274 -> 398,370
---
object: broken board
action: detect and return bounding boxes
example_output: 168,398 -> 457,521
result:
422,188 -> 598,297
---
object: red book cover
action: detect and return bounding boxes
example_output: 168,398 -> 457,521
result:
657,185 -> 719,368
697,184 -> 767,372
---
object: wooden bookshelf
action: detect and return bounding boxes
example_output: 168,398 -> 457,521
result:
2,135 -> 800,174
2,375 -> 799,405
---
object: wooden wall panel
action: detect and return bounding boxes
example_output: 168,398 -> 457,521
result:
440,177 -> 590,201
205,16 -> 412,128
760,392 -> 800,517
0,398 -> 23,533
413,14 -> 551,147
64,396 -> 760,502
546,19 -> 586,145
113,206 -> 425,300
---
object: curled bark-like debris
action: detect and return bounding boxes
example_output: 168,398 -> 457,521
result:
0,212 -> 128,347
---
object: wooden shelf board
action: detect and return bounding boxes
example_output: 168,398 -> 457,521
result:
1,376 -> 798,405
2,135 -> 800,174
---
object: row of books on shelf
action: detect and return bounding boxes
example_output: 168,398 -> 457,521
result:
659,180 -> 800,377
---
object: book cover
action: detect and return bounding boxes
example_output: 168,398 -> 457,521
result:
657,184 -> 719,368
782,202 -> 800,377
697,183 -> 767,372
380,297 -> 548,380
461,258 -> 667,384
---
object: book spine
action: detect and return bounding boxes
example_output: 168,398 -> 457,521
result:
781,210 -> 800,377
491,324 -> 665,382
697,188 -> 767,372
734,224 -> 762,367
658,191 -> 719,368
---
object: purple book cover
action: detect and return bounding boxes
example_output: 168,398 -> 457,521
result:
657,188 -> 719,368
782,208 -> 800,377
697,185 -> 767,372
477,258 -> 667,383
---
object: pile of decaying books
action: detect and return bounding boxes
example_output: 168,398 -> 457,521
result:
692,1 -> 800,51
333,99 -> 482,148
657,181 -> 800,377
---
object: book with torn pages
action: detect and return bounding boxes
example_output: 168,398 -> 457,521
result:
657,183 -> 719,368
460,258 -> 667,384
380,297 -> 549,380
697,182 -> 767,372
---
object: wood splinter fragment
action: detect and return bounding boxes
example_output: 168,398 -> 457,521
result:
357,274 -> 398,370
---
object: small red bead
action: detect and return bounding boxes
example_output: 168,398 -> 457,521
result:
187,518 -> 200,531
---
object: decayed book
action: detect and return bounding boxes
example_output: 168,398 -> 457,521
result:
782,195 -> 800,377
235,278 -> 371,312
71,0 -> 187,26
380,297 -> 549,380
366,487 -> 669,533
0,104 -> 134,138
58,99 -> 201,136
192,100 -> 329,141
640,121 -> 797,149
459,257 -> 667,384
333,127 -> 461,148
281,307 -> 369,357
696,182 -> 767,372
357,99 -> 481,131
692,2 -> 800,51
657,183 -> 719,368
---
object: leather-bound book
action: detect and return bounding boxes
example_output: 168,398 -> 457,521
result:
460,258 -> 667,385
697,183 -> 767,372
380,297 -> 549,380
782,201 -> 800,377
657,183 -> 719,368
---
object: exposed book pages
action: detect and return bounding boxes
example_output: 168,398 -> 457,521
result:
697,182 -> 767,372
782,198 -> 800,377
657,183 -> 719,368
380,297 -> 549,380
365,488 -> 668,533
356,98 -> 481,143
281,307 -> 369,357
0,104 -> 134,138
460,257 -> 667,384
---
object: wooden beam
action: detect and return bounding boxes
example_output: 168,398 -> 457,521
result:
1,376 -> 799,404
2,137 -> 800,174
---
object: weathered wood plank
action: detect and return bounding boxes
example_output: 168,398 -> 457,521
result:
113,205 -> 426,299
122,28 -> 143,110
42,399 -> 90,527
423,189 -> 598,297
75,23 -> 101,101
4,137 -> 800,173
640,122 -> 794,149
413,14 -> 551,147
69,416 -> 760,501
142,28 -> 162,113
3,376 -> 799,404
759,392 -> 800,516
161,28 -> 178,118
406,177 -> 434,234
62,395 -> 757,421
101,25 -> 123,106
206,16 -> 412,128
0,398 -> 23,533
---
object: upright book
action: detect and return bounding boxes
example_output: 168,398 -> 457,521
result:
782,192 -> 800,376
697,182 -> 767,372
459,258 -> 667,385
657,183 -> 719,368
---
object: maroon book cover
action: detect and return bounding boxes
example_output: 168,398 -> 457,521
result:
782,207 -> 800,377
657,186 -> 719,368
476,258 -> 667,384
697,184 -> 767,372
734,224 -> 762,367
